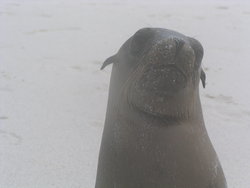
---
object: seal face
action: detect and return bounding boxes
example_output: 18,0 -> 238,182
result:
96,28 -> 227,188
128,35 -> 199,118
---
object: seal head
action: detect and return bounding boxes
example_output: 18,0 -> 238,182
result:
102,28 -> 206,118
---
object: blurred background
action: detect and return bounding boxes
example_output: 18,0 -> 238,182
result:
1,0 -> 250,187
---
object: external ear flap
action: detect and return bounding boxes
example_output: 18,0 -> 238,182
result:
100,55 -> 118,70
200,68 -> 206,88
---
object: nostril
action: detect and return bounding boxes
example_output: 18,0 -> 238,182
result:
172,37 -> 185,51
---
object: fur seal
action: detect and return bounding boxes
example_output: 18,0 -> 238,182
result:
96,28 -> 227,188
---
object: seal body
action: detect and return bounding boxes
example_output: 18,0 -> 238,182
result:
96,28 -> 227,188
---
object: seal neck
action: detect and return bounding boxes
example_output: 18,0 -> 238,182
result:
118,89 -> 204,122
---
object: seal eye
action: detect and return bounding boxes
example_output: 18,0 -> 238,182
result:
130,28 -> 153,56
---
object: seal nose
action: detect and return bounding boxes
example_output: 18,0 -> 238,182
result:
149,37 -> 185,65
139,37 -> 196,94
147,37 -> 195,75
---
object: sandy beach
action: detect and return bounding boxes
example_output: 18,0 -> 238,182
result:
1,0 -> 250,187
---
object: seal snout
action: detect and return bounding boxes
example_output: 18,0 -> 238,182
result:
148,38 -> 179,65
147,37 -> 194,67
138,37 -> 196,93
137,64 -> 186,94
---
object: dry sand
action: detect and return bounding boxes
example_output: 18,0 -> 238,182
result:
1,0 -> 250,187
